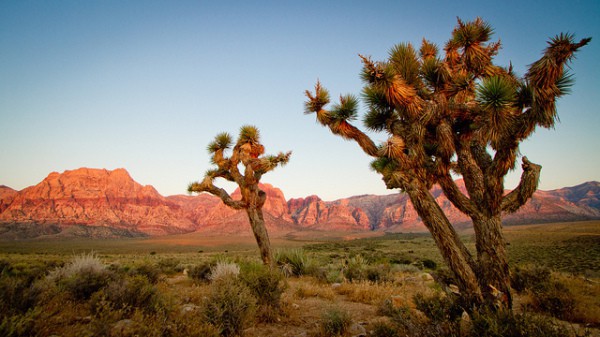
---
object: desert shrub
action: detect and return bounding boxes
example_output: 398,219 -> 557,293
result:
319,307 -> 352,337
276,248 -> 310,277
421,258 -> 437,270
511,265 -> 577,320
529,281 -> 576,320
128,262 -> 161,284
209,262 -> 240,282
413,292 -> 463,323
46,252 -> 113,300
312,264 -> 345,284
239,262 -> 286,322
0,274 -> 42,317
432,267 -> 457,287
377,300 -> 424,335
157,257 -> 182,275
369,320 -> 400,337
0,308 -> 41,337
378,297 -> 462,337
90,274 -> 161,314
0,259 -> 11,275
511,265 -> 552,293
469,309 -> 573,337
366,264 -> 394,282
188,261 -> 216,284
344,255 -> 368,282
203,275 -> 256,337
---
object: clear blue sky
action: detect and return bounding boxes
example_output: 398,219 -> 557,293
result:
1,1 -> 598,201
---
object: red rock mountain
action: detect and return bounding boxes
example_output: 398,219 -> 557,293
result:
1,168 -> 599,239
0,168 -> 195,237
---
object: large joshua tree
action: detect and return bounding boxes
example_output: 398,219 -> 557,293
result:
305,18 -> 589,310
188,125 -> 291,265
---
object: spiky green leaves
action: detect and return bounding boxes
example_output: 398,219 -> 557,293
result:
389,43 -> 421,87
304,81 -> 331,114
476,76 -> 517,146
476,76 -> 516,112
254,151 -> 292,173
239,125 -> 260,144
331,95 -> 359,122
207,132 -> 232,153
421,57 -> 448,90
449,17 -> 493,48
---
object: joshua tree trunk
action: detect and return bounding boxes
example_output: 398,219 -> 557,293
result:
473,214 -> 512,308
246,207 -> 273,266
404,181 -> 484,307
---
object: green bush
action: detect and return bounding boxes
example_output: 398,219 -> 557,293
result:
319,307 -> 352,337
366,264 -> 393,282
157,257 -> 182,275
275,249 -> 310,277
129,262 -> 161,284
91,274 -> 161,314
45,252 -> 113,300
188,262 -> 216,284
344,255 -> 368,282
421,258 -> 437,270
240,262 -> 286,322
529,281 -> 576,320
202,275 -> 256,337
369,320 -> 400,337
413,292 -> 463,323
469,309 -> 572,337
0,275 -> 41,317
511,265 -> 552,293
0,308 -> 41,337
511,265 -> 577,320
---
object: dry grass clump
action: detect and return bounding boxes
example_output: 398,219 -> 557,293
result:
334,281 -> 398,305
292,278 -> 336,300
319,306 -> 352,337
45,252 -> 114,300
209,261 -> 240,282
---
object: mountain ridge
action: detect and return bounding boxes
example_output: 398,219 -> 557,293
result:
1,168 -> 599,239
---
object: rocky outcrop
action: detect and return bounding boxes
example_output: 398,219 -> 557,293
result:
0,168 -> 195,236
1,167 -> 599,239
0,185 -> 18,214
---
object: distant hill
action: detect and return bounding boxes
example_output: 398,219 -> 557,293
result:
1,168 -> 598,239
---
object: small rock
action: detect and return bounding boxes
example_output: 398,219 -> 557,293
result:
111,319 -> 137,336
331,283 -> 342,289
292,303 -> 300,310
349,322 -> 367,337
181,303 -> 201,314
420,272 -> 434,282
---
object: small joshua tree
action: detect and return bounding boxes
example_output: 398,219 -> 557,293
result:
188,125 -> 291,265
304,18 -> 589,310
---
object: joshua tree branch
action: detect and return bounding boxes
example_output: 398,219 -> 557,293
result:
187,178 -> 246,210
501,157 -> 542,213
438,173 -> 480,218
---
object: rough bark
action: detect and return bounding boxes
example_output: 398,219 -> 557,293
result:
246,207 -> 273,266
404,180 -> 483,306
472,214 -> 512,308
